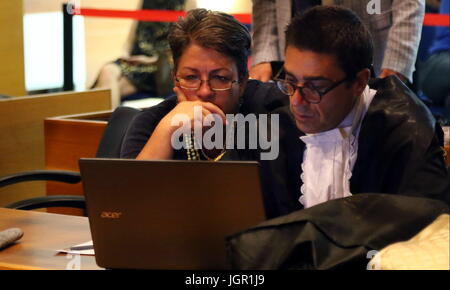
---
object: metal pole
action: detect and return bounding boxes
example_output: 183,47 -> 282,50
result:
63,3 -> 74,91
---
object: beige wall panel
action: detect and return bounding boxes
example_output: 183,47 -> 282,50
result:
0,0 -> 25,96
0,89 -> 111,207
23,0 -> 68,14
23,0 -> 141,14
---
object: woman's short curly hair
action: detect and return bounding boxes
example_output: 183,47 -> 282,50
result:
168,8 -> 251,81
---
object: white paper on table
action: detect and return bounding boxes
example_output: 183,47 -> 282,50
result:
58,240 -> 95,256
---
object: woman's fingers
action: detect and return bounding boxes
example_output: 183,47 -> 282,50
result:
199,102 -> 226,124
172,89 -> 227,125
174,86 -> 188,103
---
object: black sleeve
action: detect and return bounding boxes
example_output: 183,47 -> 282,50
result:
120,98 -> 176,159
120,110 -> 162,159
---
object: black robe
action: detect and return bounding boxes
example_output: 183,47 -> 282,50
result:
259,76 -> 450,219
226,194 -> 449,270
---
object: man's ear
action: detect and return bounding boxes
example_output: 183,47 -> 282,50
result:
238,74 -> 249,96
353,68 -> 370,96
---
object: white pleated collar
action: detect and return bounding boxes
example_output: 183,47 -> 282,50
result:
298,85 -> 377,208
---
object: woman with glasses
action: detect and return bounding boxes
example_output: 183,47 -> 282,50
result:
120,8 -> 287,161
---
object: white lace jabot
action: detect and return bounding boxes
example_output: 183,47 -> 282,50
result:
299,85 -> 376,208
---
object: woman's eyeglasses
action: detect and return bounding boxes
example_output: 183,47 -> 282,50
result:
175,76 -> 237,91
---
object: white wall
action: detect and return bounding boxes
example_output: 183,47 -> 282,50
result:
22,0 -> 251,92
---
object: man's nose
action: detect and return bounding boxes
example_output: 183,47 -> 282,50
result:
290,88 -> 308,106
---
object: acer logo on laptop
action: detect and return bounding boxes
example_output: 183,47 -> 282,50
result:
100,211 -> 122,219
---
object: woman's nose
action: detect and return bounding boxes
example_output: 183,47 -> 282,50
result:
196,80 -> 215,101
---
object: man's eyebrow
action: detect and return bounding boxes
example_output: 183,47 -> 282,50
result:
303,76 -> 332,82
178,67 -> 232,74
283,69 -> 332,82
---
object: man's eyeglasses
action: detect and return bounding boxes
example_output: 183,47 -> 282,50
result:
175,76 -> 237,91
275,76 -> 351,104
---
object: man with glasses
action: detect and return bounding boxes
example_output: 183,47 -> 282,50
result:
250,0 -> 424,85
259,6 -> 449,219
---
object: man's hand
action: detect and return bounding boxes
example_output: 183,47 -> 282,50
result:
249,62 -> 273,82
379,68 -> 407,83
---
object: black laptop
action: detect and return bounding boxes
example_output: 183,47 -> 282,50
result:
79,158 -> 266,270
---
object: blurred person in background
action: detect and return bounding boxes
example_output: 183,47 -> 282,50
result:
250,0 -> 425,86
92,0 -> 185,108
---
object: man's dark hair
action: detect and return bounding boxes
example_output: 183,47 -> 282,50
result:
285,6 -> 373,79
168,8 -> 251,81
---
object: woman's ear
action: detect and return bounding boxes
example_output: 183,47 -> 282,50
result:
171,69 -> 176,83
